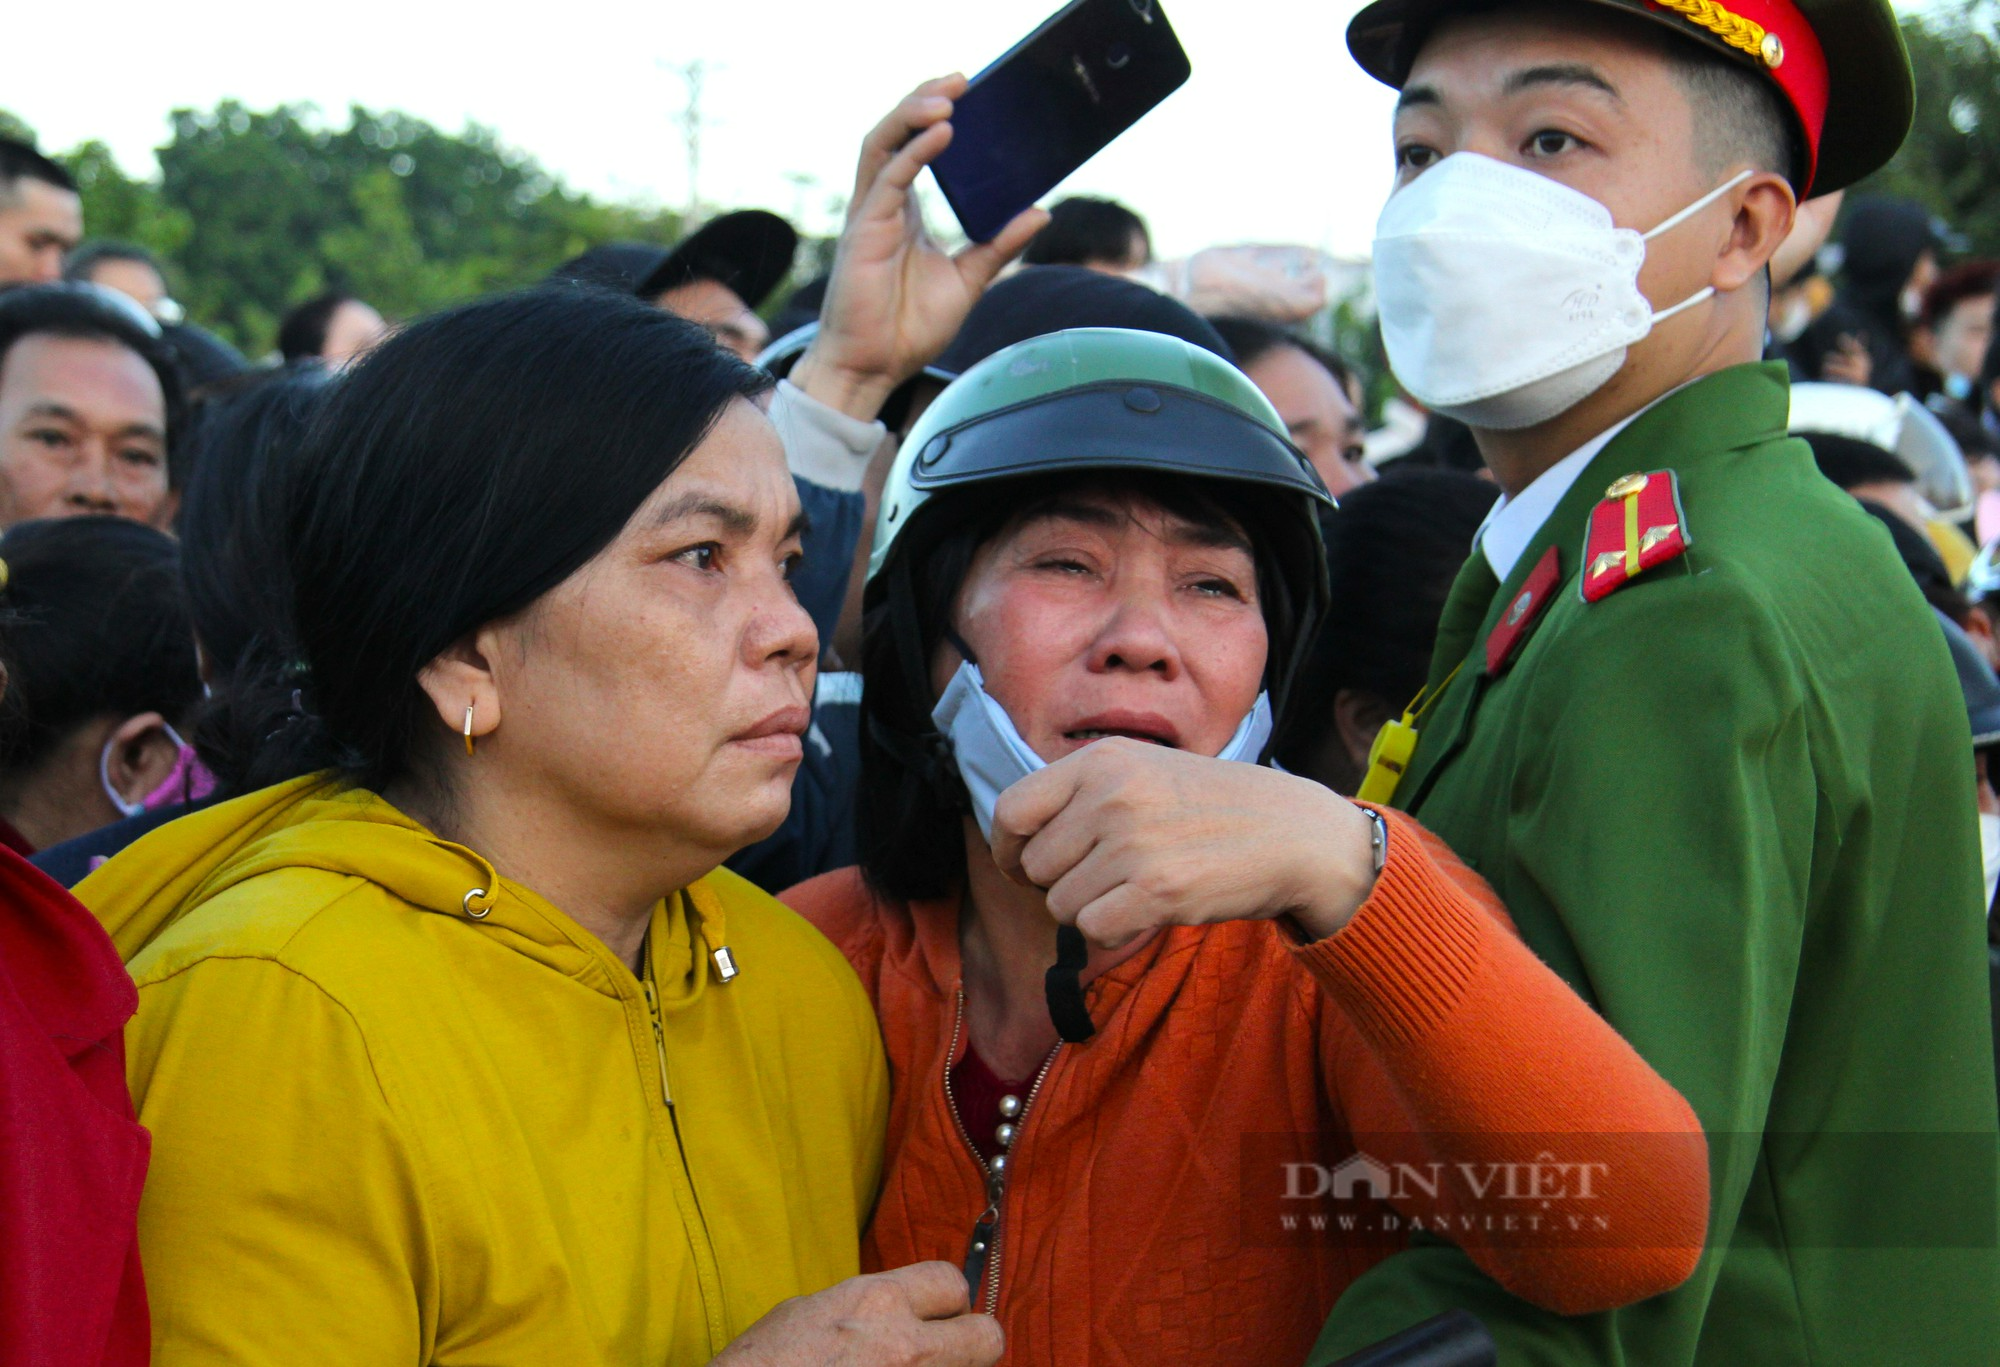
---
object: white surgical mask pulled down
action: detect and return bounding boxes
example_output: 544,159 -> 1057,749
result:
1372,153 -> 1754,430
931,660 -> 1275,843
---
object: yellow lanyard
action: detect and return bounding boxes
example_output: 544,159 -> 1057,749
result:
1355,663 -> 1464,805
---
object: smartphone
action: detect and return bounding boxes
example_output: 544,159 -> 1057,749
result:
931,0 -> 1192,243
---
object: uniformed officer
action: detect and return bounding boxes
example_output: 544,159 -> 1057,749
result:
1309,0 -> 2000,1361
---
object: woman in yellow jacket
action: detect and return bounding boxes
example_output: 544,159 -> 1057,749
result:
78,286 -> 1003,1367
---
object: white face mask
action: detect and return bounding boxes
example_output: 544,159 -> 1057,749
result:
1372,153 -> 1754,430
1981,811 -> 2000,912
931,660 -> 1274,843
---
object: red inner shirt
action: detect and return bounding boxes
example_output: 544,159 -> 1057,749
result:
949,1046 -> 1037,1164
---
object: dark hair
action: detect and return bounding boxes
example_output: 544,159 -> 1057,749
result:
1921,261 -> 2000,331
0,284 -> 186,480
934,266 -> 1234,376
1802,431 -> 1914,490
1666,45 -> 1803,191
1837,196 -> 1939,325
0,138 -> 75,199
1386,413 -> 1488,476
64,240 -> 165,286
176,370 -> 329,793
1022,197 -> 1151,269
1935,401 -> 1998,463
276,291 -> 359,363
1273,471 -> 1498,780
0,516 -> 200,779
275,287 -> 770,791
1207,315 -> 1358,395
857,471 -> 1311,902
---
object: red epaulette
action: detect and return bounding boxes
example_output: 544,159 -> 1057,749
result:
1580,470 -> 1691,603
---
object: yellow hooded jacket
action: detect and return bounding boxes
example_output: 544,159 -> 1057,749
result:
78,774 -> 888,1365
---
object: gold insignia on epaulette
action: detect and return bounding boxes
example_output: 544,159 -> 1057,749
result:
1581,469 -> 1693,603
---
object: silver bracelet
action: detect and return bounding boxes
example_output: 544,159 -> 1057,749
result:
1363,807 -> 1388,875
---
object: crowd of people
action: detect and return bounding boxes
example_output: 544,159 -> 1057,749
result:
2,0 -> 1998,1364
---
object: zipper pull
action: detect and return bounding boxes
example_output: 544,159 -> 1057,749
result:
962,1207 -> 999,1294
640,977 -> 674,1108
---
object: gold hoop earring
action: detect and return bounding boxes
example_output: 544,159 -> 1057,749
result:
463,702 -> 477,757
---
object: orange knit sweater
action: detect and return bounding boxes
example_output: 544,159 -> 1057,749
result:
783,808 -> 1707,1367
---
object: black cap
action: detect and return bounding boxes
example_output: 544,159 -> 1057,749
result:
635,210 -> 799,310
547,242 -> 669,293
932,266 -> 1233,379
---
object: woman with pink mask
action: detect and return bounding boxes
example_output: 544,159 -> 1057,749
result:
784,327 -> 1710,1366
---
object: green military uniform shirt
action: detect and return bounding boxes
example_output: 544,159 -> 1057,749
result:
1310,364 -> 2000,1364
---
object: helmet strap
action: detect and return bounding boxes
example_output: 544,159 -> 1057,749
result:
1046,925 -> 1098,1043
941,624 -> 980,667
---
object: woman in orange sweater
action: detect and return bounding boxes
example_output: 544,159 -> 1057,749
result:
784,327 -> 1708,1365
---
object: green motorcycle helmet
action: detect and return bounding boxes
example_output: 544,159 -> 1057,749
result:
863,326 -> 1335,765
870,326 -> 1330,584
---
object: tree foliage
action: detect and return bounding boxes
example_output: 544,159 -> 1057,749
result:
0,102 -> 685,353
1859,0 -> 2000,254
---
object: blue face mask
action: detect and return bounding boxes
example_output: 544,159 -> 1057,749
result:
929,660 -> 1275,844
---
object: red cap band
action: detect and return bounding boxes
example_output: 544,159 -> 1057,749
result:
1643,0 -> 1829,187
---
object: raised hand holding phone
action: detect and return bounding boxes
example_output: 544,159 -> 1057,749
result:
788,77 -> 1048,423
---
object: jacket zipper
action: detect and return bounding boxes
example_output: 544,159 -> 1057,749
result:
640,977 -> 674,1107
945,988 -> 1059,1315
634,948 -> 727,1350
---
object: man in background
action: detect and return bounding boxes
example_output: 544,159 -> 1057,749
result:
65,243 -> 176,322
1021,195 -> 1153,274
0,286 -> 180,529
1915,261 -> 1999,412
276,291 -> 389,370
636,209 -> 798,361
0,141 -> 81,289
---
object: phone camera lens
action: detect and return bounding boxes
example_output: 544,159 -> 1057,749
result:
1106,43 -> 1132,69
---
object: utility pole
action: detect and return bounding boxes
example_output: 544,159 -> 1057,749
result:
671,60 -> 707,223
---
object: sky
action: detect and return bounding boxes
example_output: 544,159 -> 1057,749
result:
7,0 -> 1403,258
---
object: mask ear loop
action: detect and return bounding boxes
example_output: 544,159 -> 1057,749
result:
99,721 -> 189,818
1640,168 -> 1756,243
1637,169 -> 1757,327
